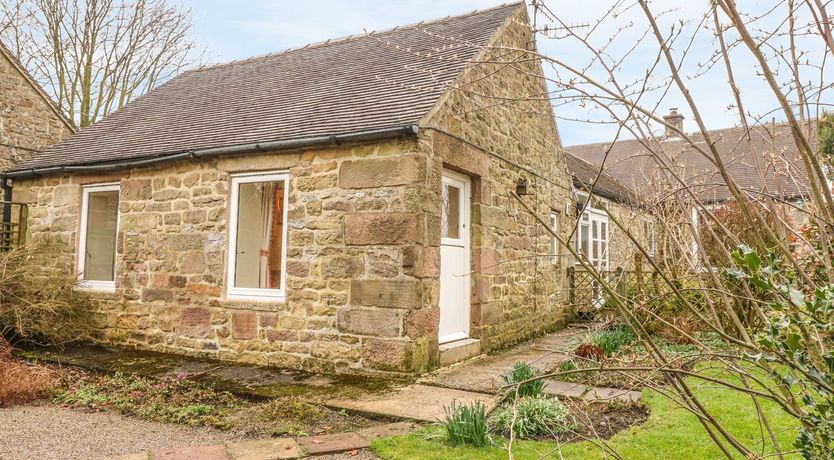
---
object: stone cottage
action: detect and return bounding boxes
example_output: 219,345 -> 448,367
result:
3,3 -> 576,376
0,41 -> 74,172
566,110 -> 815,273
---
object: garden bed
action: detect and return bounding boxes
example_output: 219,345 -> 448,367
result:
2,346 -> 384,440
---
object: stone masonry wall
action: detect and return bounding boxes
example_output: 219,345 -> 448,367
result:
11,4 -> 582,373
14,137 -> 441,377
419,4 -> 576,351
0,47 -> 72,171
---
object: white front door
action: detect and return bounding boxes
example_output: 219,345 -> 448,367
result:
439,170 -> 471,344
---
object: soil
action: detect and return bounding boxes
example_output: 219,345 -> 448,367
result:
558,399 -> 650,442
227,397 -> 383,439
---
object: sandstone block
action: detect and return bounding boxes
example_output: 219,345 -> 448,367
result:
339,155 -> 426,188
123,213 -> 157,231
232,311 -> 257,340
337,308 -> 403,337
321,255 -> 364,279
362,338 -> 410,371
180,307 -> 213,338
350,279 -> 421,309
141,288 -> 173,302
402,246 -> 440,278
345,212 -> 422,245
404,308 -> 439,338
121,179 -> 152,200
180,252 -> 205,274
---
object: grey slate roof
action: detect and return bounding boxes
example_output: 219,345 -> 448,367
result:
566,122 -> 815,203
565,152 -> 635,203
11,3 -> 522,172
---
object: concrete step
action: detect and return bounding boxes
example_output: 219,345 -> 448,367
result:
439,338 -> 481,367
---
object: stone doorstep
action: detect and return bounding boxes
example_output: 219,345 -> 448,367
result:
439,338 -> 482,367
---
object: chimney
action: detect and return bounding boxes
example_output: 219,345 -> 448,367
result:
663,108 -> 684,137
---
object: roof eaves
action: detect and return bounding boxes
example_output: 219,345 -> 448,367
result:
2,124 -> 420,179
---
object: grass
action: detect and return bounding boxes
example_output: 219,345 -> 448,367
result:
372,364 -> 802,460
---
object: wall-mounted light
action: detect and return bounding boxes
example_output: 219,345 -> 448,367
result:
516,177 -> 530,196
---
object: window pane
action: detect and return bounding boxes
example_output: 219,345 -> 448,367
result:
580,224 -> 589,256
234,180 -> 285,289
441,183 -> 460,239
550,214 -> 558,258
84,191 -> 119,281
600,222 -> 607,240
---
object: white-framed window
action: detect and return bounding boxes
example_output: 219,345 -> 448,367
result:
574,202 -> 609,271
78,183 -> 120,292
643,220 -> 656,255
226,171 -> 289,301
549,212 -> 559,264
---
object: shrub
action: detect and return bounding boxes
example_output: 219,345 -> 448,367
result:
500,362 -> 545,398
442,401 -> 490,447
0,243 -> 97,345
0,338 -> 58,406
574,343 -> 606,361
589,324 -> 636,357
489,396 -> 574,439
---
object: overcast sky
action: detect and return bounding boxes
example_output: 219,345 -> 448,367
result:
179,1 -> 832,146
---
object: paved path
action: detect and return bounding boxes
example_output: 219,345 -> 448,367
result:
326,384 -> 500,422
418,325 -> 588,393
105,422 -> 414,460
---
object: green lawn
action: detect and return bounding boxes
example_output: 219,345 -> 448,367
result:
371,370 -> 801,460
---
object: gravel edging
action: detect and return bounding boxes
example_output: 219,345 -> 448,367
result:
0,404 -> 244,460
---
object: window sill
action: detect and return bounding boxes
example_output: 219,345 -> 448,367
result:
76,281 -> 116,294
226,291 -> 286,303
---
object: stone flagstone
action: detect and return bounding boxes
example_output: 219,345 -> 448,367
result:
583,386 -> 643,403
418,326 -> 588,393
225,438 -> 303,460
543,380 -> 589,399
326,384 -> 500,422
296,432 -> 369,456
150,444 -> 229,460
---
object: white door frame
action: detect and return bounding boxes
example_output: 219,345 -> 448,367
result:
439,169 -> 471,344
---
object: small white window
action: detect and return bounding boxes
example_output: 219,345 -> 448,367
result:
549,212 -> 559,264
78,183 -> 120,292
227,171 -> 289,301
643,220 -> 656,255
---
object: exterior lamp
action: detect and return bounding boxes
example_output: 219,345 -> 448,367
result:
516,177 -> 530,196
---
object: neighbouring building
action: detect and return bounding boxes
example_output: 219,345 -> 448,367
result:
567,110 -> 816,273
3,3 -> 577,376
0,41 -> 74,172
